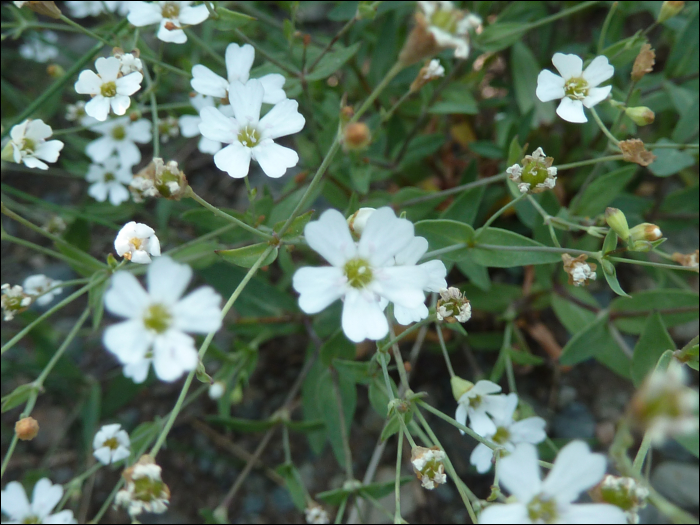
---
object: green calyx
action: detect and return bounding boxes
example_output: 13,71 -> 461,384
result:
527,494 -> 558,523
450,376 -> 474,401
344,258 -> 373,288
564,77 -> 589,100
133,477 -> 165,502
237,126 -> 261,148
521,162 -> 549,187
101,81 -> 117,98
143,304 -> 172,334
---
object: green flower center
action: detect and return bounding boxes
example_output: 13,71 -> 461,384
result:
237,126 -> 261,147
21,138 -> 36,153
111,125 -> 126,140
21,516 -> 40,524
104,172 -> 116,182
527,494 -> 558,523
492,426 -> 511,445
161,2 -> 180,19
101,81 -> 117,98
521,162 -> 549,186
469,394 -> 483,409
344,258 -> 373,289
133,477 -> 165,502
103,437 -> 119,450
564,77 -> 589,100
143,304 -> 172,334
431,10 -> 458,34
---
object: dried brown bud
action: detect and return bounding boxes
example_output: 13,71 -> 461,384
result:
619,139 -> 656,167
632,44 -> 655,81
672,250 -> 699,268
562,254 -> 597,287
343,122 -> 371,151
398,14 -> 441,66
15,417 -> 39,441
18,1 -> 62,19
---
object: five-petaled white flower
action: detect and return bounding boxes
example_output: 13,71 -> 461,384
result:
115,222 -> 161,264
86,117 -> 152,168
192,43 -> 287,105
0,478 -> 77,524
293,207 -> 446,343
103,256 -> 222,383
478,441 -> 626,524
86,156 -> 133,206
469,393 -> 547,474
536,53 -> 614,123
74,57 -> 143,122
8,119 -> 64,170
23,274 -> 63,307
127,1 -> 209,44
198,79 -> 305,179
455,380 -> 509,437
93,423 -> 131,465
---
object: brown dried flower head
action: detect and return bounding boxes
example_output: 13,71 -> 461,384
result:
619,139 -> 656,167
343,122 -> 371,151
631,44 -> 655,82
562,254 -> 597,287
672,250 -> 699,269
15,417 -> 39,441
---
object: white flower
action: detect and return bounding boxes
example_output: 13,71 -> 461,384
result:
293,207 -> 445,343
436,287 -> 471,323
104,1 -> 130,16
536,53 -> 614,123
74,57 -> 143,122
418,1 -> 480,59
422,59 -> 445,80
411,446 -> 447,490
19,31 -> 58,63
455,380 -> 509,436
9,119 -> 64,170
598,475 -> 649,524
478,441 -> 627,524
305,505 -> 330,524
93,423 -> 131,465
571,262 -> 596,285
198,79 -> 305,179
469,393 -> 547,474
158,116 -> 179,143
103,256 -> 222,383
178,94 -> 233,154
208,381 -> 225,400
23,275 -> 63,307
114,51 -> 143,76
115,456 -> 170,517
0,478 -> 77,524
66,1 -> 106,17
86,117 -> 152,168
127,1 -> 209,44
114,222 -> 161,264
191,43 -> 287,105
86,156 -> 133,206
507,147 -> 557,194
1,284 -> 32,321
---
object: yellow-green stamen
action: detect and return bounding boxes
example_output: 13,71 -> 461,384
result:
237,126 -> 261,148
143,304 -> 172,334
344,259 -> 373,289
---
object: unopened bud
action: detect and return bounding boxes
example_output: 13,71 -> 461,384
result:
347,208 -> 375,237
625,107 -> 655,126
18,1 -> 62,19
209,381 -> 225,400
450,376 -> 473,402
15,417 -> 40,441
343,122 -> 371,151
629,223 -> 662,243
658,1 -> 684,23
1,142 -> 15,162
46,64 -> 64,78
605,208 -> 630,242
230,383 -> 244,405
340,106 -> 354,123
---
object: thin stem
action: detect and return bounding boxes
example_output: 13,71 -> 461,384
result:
501,323 -> 517,394
394,428 -> 404,524
0,435 -> 19,480
332,369 -> 355,480
607,256 -> 698,272
388,173 -> 508,207
597,1 -> 618,54
378,352 -> 396,402
189,190 -> 274,241
335,497 -> 349,524
185,28 -> 226,66
478,193 -> 527,238
416,400 -> 496,450
556,155 -> 624,170
377,318 -> 433,354
89,479 -> 123,524
57,463 -> 102,511
282,425 -> 292,465
382,90 -> 413,123
646,142 -> 698,150
2,234 -> 97,273
480,244 -> 595,256
307,16 -> 357,73
59,14 -> 112,46
436,322 -> 456,378
632,432 -> 653,475
142,64 -> 160,158
351,63 -> 404,124
522,1 -> 599,31
388,317 -> 411,391
139,54 -> 191,77
527,195 -> 562,247
398,417 -> 418,449
590,106 -> 620,146
234,28 -> 300,77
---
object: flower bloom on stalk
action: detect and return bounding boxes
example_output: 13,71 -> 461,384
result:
594,475 -> 649,524
192,43 -> 287,104
292,208 -> 446,342
19,30 -> 58,62
130,158 -> 189,202
115,222 -> 161,264
6,119 -> 64,170
469,393 -> 547,474
113,48 -> 143,75
478,441 -> 626,524
198,79 -> 305,179
127,1 -> 209,44
436,287 -> 471,323
86,156 -> 133,206
93,423 -> 131,465
0,478 -> 77,524
179,93 -> 233,154
452,377 -> 509,436
305,504 -> 330,524
86,117 -> 152,168
562,254 -> 597,287
23,274 -> 63,307
103,256 -> 222,383
74,57 -> 143,122
1,284 -> 32,321
507,147 -> 557,194
536,53 -> 614,123
411,446 -> 447,490
116,455 -> 170,517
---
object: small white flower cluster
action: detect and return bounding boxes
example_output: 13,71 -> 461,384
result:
127,1 -> 209,44
86,117 -> 152,168
6,119 -> 64,170
0,478 -> 77,524
93,423 -> 131,465
86,155 -> 133,206
115,221 -> 161,264
507,147 -> 557,194
66,1 -> 129,18
411,446 -> 447,490
436,287 -> 472,323
305,504 -> 330,524
115,455 -> 170,517
293,207 -> 447,342
1,284 -> 32,321
23,274 -> 63,307
417,1 -> 481,59
75,56 -> 143,122
19,31 -> 58,63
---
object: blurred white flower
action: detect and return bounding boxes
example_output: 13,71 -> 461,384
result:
191,43 -> 287,104
103,256 -> 222,383
198,79 -> 305,179
127,1 -> 209,44
455,380 -> 509,436
86,116 -> 152,168
423,58 -> 445,79
115,455 -> 170,517
93,423 -> 131,465
86,156 -> 133,206
0,478 -> 76,524
158,116 -> 179,143
536,53 -> 614,123
478,441 -> 626,524
305,505 -> 330,524
208,381 -> 225,400
1,284 -> 32,321
179,94 -> 233,154
114,51 -> 143,76
19,31 -> 58,62
418,1 -> 481,59
115,222 -> 161,264
66,1 -> 106,17
23,274 -> 63,307
74,57 -> 143,122
8,119 -> 64,170
469,393 -> 547,474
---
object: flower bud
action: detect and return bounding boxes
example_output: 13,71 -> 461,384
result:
411,446 -> 447,490
562,254 -> 597,287
208,381 -> 225,400
625,107 -> 655,126
342,122 -> 371,151
15,417 -> 39,441
592,475 -> 649,524
450,376 -> 473,402
18,1 -> 62,19
658,1 -> 684,23
0,142 -> 15,162
605,208 -> 630,242
629,223 -> 662,243
46,64 -> 65,78
347,208 -> 376,237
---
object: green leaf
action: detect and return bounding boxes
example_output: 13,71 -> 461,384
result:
648,139 -> 697,177
81,381 -> 101,451
672,98 -> 699,143
572,165 -> 636,217
439,184 -> 484,227
676,433 -> 699,459
317,370 -> 357,469
306,42 -> 362,81
511,42 -> 541,115
88,272 -> 109,331
1,384 -> 37,413
602,230 -> 618,256
611,289 -> 699,334
317,487 -> 351,505
276,463 -> 307,511
456,255 -> 491,292
458,283 -> 521,313
359,477 -> 414,500
506,135 -> 525,167
332,359 -> 372,385
429,99 -> 478,115
476,22 -> 528,52
509,348 -> 544,366
285,420 -> 326,433
414,220 -> 475,262
215,7 -> 255,28
601,259 -> 630,298
398,134 -> 445,168
274,210 -> 315,239
320,330 -> 355,367
471,228 -> 562,267
632,312 -> 675,386
368,378 -> 393,418
551,292 -> 597,335
206,416 -> 277,433
216,243 -> 278,268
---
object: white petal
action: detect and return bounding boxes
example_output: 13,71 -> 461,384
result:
152,331 -> 198,381
342,288 -> 389,342
22,156 -> 49,170
304,209 -> 357,267
456,403 -> 468,434
88,182 -> 109,202
582,55 -> 614,87
469,408 -> 498,437
108,183 -> 130,206
373,266 -> 427,308
258,73 -> 287,104
179,114 -> 202,137
130,250 -> 152,264
535,70 -> 565,102
541,441 -> 606,504
582,85 -> 611,108
33,140 -> 63,163
147,256 -> 192,304
293,266 -> 346,313
42,509 -> 77,524
358,207 -> 414,267
123,358 -> 151,383
104,271 -> 149,318
552,53 -> 582,80
199,137 -> 223,154
86,136 -> 115,163
172,287 -> 222,334
157,21 -> 187,44
126,119 -> 152,143
470,443 -> 495,474
494,392 -> 519,426
478,503 -> 531,524
198,106 -> 238,143
558,503 -> 627,524
147,235 -> 160,256
115,72 -> 143,96
394,237 -> 428,265
111,445 -> 131,463
225,43 -> 254,84
116,140 -> 142,167
94,57 -> 120,82
258,99 -> 305,140
393,303 -> 429,325
103,319 -> 151,364
509,417 -> 547,445
418,260 -> 448,292
498,443 -> 542,502
473,380 -> 502,396
228,79 -> 263,126
74,70 -> 102,95
1,481 -> 31,520
556,98 -> 587,123
251,140 -> 298,178
214,143 -> 252,178
93,447 -> 113,465
31,478 -> 62,519
85,96 -> 111,122
127,1 -> 163,26
191,65 -> 228,98
178,4 -> 209,25
25,119 -> 53,141
110,94 -> 132,116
